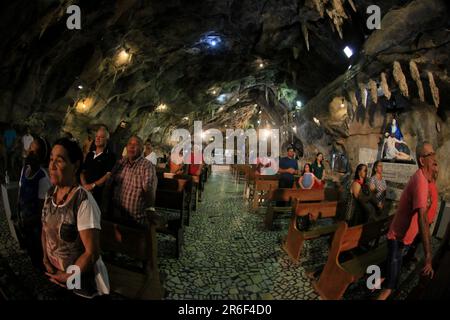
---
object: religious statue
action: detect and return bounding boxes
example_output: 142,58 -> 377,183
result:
382,132 -> 412,161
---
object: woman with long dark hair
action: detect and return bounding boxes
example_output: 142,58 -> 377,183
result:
311,152 -> 325,188
298,163 -> 318,189
344,163 -> 377,226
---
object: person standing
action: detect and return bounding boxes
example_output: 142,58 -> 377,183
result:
22,126 -> 34,158
16,136 -> 51,270
369,160 -> 387,217
377,141 -> 439,300
81,126 -> 116,204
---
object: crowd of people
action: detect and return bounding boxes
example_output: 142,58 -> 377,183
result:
0,122 -> 440,300
1,124 -> 205,299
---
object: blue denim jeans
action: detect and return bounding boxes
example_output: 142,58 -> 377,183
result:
384,239 -> 410,289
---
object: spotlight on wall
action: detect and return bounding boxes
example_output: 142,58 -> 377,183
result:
78,85 -> 83,90
292,126 -> 297,133
115,48 -> 132,66
313,117 -> 320,126
340,98 -> 345,108
156,103 -> 167,111
183,116 -> 189,121
343,46 -> 353,58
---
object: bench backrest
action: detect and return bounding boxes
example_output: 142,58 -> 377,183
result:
330,215 -> 394,257
157,177 -> 188,193
267,188 -> 324,202
100,219 -> 155,264
295,201 -> 338,219
155,189 -> 185,210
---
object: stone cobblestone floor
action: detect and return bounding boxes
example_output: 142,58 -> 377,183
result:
0,167 -> 440,300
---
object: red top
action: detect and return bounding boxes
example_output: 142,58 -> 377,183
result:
387,169 -> 439,245
188,152 -> 203,176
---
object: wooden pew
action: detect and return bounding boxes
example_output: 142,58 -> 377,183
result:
100,218 -> 163,299
250,175 -> 279,211
313,216 -> 394,300
282,200 -> 338,263
155,177 -> 188,258
264,188 -> 326,230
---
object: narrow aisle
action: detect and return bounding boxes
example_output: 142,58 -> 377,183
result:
158,167 -> 323,300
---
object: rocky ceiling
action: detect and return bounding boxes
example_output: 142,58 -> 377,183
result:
0,0 -> 402,137
1,0 -> 450,195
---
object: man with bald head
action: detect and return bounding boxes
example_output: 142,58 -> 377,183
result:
377,141 -> 439,300
108,135 -> 158,225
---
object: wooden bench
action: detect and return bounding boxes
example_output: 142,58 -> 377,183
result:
282,200 -> 338,264
100,218 -> 163,299
313,216 -> 394,300
155,178 -> 188,258
249,175 -> 279,211
264,188 -> 326,230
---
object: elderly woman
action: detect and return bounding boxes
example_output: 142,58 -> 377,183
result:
41,137 -> 109,298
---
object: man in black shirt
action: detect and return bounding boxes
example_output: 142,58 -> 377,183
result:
81,126 -> 117,204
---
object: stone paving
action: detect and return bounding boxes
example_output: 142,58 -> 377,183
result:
0,167 -> 440,300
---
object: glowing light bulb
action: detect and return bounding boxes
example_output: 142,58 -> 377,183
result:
78,85 -> 83,90
343,46 -> 353,58
259,63 -> 264,68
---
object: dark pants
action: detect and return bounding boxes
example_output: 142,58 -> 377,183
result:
383,239 -> 410,289
277,179 -> 294,207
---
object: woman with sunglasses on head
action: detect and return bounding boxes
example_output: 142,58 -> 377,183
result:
41,137 -> 109,299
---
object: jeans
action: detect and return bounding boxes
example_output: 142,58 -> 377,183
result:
384,239 -> 410,289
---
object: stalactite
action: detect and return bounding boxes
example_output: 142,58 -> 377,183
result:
409,61 -> 425,102
348,0 -> 357,12
393,61 -> 409,97
359,83 -> 367,108
348,90 -> 358,112
301,23 -> 310,52
368,79 -> 378,104
312,0 -> 327,18
380,72 -> 391,100
428,71 -> 440,109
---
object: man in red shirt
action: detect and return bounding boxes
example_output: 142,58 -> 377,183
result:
377,141 -> 438,300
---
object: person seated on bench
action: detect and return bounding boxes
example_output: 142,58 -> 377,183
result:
344,164 -> 377,226
277,146 -> 299,206
169,149 -> 185,175
107,135 -> 158,226
369,160 -> 387,218
383,132 -> 412,161
311,152 -> 326,189
297,163 -> 318,190
16,136 -> 51,270
377,141 -> 439,300
42,138 -> 109,298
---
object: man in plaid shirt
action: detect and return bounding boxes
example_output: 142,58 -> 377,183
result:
109,135 -> 157,225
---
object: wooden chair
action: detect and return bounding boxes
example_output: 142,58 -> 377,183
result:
313,216 -> 394,300
100,219 -> 164,299
264,188 -> 326,230
282,200 -> 338,263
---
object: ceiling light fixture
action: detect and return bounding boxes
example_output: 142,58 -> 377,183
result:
343,46 -> 353,58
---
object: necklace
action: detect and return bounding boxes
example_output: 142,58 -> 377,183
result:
53,185 -> 77,207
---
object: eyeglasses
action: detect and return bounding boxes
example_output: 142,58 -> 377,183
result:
421,152 -> 436,158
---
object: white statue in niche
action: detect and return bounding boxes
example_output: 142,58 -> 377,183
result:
383,132 -> 412,161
